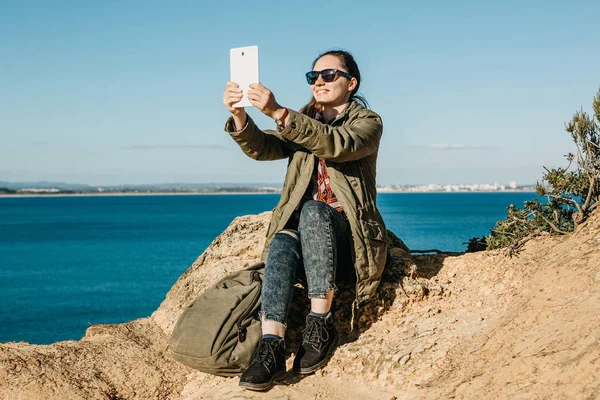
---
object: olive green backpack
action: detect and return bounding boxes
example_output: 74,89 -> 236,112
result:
170,262 -> 264,376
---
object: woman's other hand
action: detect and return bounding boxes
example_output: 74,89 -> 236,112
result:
248,83 -> 286,120
223,81 -> 247,130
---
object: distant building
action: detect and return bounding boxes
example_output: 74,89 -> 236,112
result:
18,188 -> 60,193
375,182 -> 533,193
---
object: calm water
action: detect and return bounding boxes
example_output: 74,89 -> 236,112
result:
0,192 -> 535,344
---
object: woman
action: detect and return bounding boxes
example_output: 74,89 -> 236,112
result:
222,50 -> 387,391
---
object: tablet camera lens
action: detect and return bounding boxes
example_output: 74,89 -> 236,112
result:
242,52 -> 245,56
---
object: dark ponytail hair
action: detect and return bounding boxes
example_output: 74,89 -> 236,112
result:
300,49 -> 369,119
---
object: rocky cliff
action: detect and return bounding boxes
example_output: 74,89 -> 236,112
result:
1,210 -> 599,399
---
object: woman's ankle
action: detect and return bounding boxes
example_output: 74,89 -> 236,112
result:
261,319 -> 286,338
310,289 -> 335,314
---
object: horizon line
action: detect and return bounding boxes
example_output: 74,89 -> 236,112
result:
0,180 -> 537,187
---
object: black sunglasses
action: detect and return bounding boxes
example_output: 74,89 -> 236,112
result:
305,69 -> 352,85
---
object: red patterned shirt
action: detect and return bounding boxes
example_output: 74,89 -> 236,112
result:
311,111 -> 345,213
312,157 -> 344,213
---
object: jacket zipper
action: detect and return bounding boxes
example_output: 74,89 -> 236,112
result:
278,154 -> 316,230
325,162 -> 366,309
235,271 -> 262,343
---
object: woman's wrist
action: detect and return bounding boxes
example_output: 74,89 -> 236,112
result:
232,111 -> 247,132
271,107 -> 288,121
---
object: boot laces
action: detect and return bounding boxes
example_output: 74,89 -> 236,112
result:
250,339 -> 281,373
302,316 -> 330,353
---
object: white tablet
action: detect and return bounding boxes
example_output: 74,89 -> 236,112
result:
230,46 -> 260,108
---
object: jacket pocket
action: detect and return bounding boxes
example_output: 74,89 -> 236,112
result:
360,218 -> 387,280
360,219 -> 385,242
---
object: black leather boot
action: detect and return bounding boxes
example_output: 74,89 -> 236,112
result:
293,312 -> 338,374
239,337 -> 286,391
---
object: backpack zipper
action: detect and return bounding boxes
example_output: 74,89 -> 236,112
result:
236,271 -> 262,343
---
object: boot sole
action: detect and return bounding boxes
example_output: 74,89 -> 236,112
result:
293,334 -> 338,375
239,370 -> 286,391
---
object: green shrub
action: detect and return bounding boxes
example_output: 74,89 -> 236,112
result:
468,87 -> 600,254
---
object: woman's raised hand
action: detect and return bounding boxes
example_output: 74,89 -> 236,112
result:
248,83 -> 284,119
223,81 -> 245,115
223,81 -> 247,130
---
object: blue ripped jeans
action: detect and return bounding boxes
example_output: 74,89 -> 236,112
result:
261,200 -> 353,327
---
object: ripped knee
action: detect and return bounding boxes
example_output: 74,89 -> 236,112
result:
276,229 -> 300,241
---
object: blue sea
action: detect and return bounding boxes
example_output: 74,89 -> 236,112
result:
0,192 -> 536,344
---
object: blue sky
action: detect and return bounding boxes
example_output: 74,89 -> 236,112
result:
1,0 -> 599,186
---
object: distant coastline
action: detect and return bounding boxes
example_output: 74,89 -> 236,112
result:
0,181 -> 538,198
0,191 -> 281,198
0,189 -> 538,198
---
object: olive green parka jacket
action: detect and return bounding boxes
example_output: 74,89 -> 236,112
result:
225,101 -> 387,303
